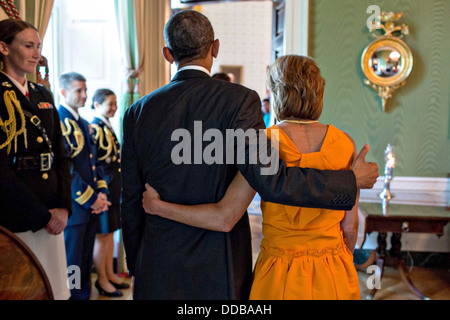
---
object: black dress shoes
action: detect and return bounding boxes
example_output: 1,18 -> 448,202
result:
95,280 -> 123,298
111,281 -> 130,290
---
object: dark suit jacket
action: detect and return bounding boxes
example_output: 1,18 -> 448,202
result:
0,73 -> 72,233
121,69 -> 357,300
57,106 -> 108,227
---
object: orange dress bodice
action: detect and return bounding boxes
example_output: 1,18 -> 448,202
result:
249,124 -> 360,300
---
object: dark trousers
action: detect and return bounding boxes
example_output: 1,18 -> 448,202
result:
64,216 -> 98,300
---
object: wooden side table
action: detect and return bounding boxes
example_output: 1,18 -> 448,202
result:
355,202 -> 450,300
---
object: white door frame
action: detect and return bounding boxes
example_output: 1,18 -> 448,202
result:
283,0 -> 309,56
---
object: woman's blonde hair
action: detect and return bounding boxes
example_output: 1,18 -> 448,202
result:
267,55 -> 325,122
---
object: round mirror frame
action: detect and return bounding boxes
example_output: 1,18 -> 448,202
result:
362,37 -> 413,88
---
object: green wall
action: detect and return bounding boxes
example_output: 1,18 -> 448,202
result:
309,0 -> 449,177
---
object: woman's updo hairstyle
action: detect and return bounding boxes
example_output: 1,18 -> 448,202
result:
91,88 -> 115,109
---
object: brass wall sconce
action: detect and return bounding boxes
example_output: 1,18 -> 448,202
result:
361,12 -> 413,111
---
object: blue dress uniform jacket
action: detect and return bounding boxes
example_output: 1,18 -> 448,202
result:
0,73 -> 72,233
57,106 -> 108,227
91,117 -> 121,233
57,105 -> 109,300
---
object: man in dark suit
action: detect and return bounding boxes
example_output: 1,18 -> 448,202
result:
121,10 -> 378,300
57,72 -> 111,300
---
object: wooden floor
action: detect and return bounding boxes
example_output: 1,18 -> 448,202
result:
91,214 -> 450,300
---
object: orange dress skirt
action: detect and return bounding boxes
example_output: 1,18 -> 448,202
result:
249,124 -> 360,300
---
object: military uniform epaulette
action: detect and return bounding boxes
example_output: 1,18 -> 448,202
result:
1,81 -> 13,88
91,123 -> 118,162
91,120 -> 121,167
60,118 -> 85,158
0,81 -> 27,153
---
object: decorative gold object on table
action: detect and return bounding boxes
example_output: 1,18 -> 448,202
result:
361,12 -> 413,112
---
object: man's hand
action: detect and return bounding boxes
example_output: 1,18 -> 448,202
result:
352,144 -> 379,189
91,192 -> 112,214
142,183 -> 161,215
45,208 -> 69,235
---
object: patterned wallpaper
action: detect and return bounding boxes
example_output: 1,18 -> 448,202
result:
200,1 -> 273,100
309,0 -> 450,177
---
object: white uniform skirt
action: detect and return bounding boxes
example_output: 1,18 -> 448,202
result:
15,229 -> 70,300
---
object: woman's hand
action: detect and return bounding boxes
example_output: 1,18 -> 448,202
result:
91,192 -> 112,214
46,208 -> 69,235
142,183 -> 161,215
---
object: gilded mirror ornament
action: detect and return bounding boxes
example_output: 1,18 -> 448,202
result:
361,12 -> 413,111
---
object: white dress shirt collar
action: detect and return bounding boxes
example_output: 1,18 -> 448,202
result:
60,103 -> 80,121
1,71 -> 28,97
96,113 -> 112,128
177,65 -> 211,76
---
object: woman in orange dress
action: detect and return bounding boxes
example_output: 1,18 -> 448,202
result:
142,55 -> 360,300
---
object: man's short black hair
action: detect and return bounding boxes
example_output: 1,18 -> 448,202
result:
164,10 -> 215,63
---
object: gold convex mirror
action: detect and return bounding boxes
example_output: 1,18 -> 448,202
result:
362,12 -> 413,111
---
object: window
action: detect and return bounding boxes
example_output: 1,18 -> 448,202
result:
42,0 -> 123,132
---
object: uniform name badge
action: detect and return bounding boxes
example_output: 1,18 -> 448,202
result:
38,102 -> 54,109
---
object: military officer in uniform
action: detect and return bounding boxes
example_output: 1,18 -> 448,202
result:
0,19 -> 72,300
91,88 -> 128,297
57,72 -> 111,300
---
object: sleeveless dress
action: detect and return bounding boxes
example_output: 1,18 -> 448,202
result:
249,124 -> 360,300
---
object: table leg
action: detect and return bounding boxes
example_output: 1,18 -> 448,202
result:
390,233 -> 402,257
397,260 -> 430,300
391,233 -> 431,300
377,232 -> 388,258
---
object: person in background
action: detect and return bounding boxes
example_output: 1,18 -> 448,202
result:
143,55 -> 362,300
212,72 -> 231,82
57,72 -> 111,300
261,97 -> 271,128
227,73 -> 235,83
0,19 -> 71,300
91,89 -> 129,297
